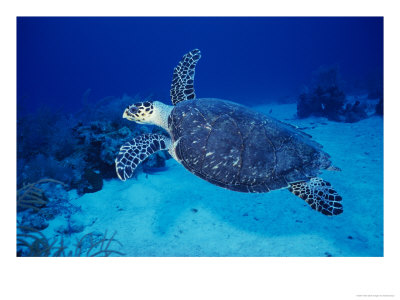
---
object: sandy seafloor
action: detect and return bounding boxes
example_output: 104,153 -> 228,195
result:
41,102 -> 383,257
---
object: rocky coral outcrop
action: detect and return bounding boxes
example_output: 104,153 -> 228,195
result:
17,95 -> 171,194
67,120 -> 170,194
296,66 -> 376,123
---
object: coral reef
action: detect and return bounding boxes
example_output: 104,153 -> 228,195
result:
69,118 -> 168,193
297,85 -> 346,121
17,178 -> 67,212
343,100 -> 368,123
17,178 -> 81,232
16,179 -> 125,257
82,168 -> 103,193
17,94 -> 170,194
16,94 -> 169,258
17,226 -> 124,257
297,66 -> 371,123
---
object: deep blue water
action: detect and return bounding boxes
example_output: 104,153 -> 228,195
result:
17,17 -> 383,112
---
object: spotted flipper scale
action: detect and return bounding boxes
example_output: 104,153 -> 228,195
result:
289,177 -> 343,216
115,134 -> 171,181
170,49 -> 201,105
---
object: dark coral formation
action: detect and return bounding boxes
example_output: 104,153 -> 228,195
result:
297,85 -> 346,121
296,66 -> 378,123
17,94 -> 170,195
375,96 -> 383,116
343,100 -> 368,123
16,94 -> 172,257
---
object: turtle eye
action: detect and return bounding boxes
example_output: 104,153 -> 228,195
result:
129,106 -> 138,114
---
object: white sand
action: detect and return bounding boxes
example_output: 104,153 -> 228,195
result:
42,103 -> 383,256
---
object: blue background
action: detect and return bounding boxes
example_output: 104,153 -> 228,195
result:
17,17 -> 383,112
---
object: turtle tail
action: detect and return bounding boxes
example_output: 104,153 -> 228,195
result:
289,177 -> 343,216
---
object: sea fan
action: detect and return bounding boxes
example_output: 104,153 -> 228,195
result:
17,178 -> 66,212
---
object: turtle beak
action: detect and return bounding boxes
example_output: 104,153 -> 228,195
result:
123,106 -> 138,121
123,108 -> 136,121
122,108 -> 130,119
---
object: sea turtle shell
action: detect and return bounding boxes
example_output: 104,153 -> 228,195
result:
168,98 -> 332,193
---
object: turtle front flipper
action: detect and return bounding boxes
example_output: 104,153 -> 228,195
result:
170,49 -> 201,105
289,177 -> 343,216
115,134 -> 171,181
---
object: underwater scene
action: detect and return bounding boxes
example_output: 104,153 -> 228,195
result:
17,17 -> 383,257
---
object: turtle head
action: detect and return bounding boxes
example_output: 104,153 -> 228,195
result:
123,101 -> 155,123
122,101 -> 173,130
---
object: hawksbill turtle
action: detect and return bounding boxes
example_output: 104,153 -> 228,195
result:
115,49 -> 343,216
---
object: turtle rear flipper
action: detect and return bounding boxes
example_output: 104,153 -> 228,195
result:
289,177 -> 343,216
115,134 -> 171,181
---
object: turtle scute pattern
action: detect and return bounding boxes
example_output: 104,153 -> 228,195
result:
170,49 -> 202,105
170,99 -> 332,193
289,177 -> 343,216
115,134 -> 169,181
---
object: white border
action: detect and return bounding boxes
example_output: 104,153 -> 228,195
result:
2,1 -> 399,299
